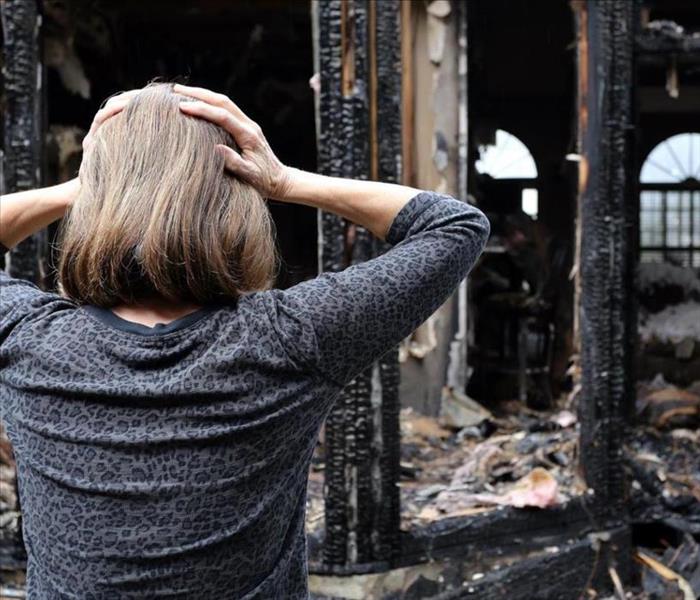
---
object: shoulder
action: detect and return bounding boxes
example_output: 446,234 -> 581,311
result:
238,289 -> 320,375
0,271 -> 76,340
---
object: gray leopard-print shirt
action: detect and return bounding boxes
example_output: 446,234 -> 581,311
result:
0,192 -> 489,599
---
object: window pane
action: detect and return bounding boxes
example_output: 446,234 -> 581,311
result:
641,191 -> 664,246
521,188 -> 538,219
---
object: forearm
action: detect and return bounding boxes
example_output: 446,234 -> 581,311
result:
281,167 -> 422,241
0,179 -> 78,250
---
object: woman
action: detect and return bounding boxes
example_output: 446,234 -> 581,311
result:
0,83 -> 489,598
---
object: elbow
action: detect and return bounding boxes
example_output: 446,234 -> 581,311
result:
469,206 -> 491,251
453,206 -> 490,271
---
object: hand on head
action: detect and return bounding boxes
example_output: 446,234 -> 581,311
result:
80,84 -> 291,201
174,84 -> 291,200
82,90 -> 141,152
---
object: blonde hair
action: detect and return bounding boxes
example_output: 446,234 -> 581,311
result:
58,83 -> 278,307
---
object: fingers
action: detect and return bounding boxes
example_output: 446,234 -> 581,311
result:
84,91 -> 140,146
216,144 -> 250,176
101,89 -> 141,109
179,101 -> 257,143
92,97 -> 130,127
173,84 -> 254,125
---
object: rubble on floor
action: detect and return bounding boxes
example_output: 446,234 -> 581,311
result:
637,538 -> 700,600
397,397 -> 585,527
638,264 -> 700,386
0,423 -> 24,598
640,302 -> 700,347
306,375 -> 700,599
304,394 -> 585,539
638,262 -> 700,305
0,424 -> 20,545
624,377 -> 700,600
628,379 -> 700,534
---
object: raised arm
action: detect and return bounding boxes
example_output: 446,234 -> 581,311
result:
0,180 -> 77,251
175,84 -> 423,240
0,91 -> 139,252
176,85 -> 490,385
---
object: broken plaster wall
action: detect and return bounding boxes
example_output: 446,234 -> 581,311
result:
399,1 -> 463,417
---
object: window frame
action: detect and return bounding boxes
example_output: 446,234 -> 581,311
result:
639,180 -> 700,267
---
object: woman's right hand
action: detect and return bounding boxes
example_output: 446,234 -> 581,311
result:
174,84 -> 292,200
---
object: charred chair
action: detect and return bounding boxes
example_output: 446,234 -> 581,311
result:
468,214 -> 567,409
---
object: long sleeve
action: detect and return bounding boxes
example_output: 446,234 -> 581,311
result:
259,191 -> 490,386
0,243 -> 51,345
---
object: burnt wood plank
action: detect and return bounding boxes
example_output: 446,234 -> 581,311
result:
432,526 -> 631,600
315,0 -> 403,567
1,0 -> 46,284
576,0 -> 637,523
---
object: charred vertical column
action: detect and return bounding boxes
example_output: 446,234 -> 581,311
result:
1,0 -> 43,570
1,0 -> 45,283
316,0 -> 402,568
576,0 -> 637,520
370,0 -> 402,564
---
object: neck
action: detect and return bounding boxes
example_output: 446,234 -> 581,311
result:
111,298 -> 203,327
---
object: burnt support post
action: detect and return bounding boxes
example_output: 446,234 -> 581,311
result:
1,0 -> 43,570
315,0 -> 402,569
2,0 -> 45,283
575,0 -> 638,522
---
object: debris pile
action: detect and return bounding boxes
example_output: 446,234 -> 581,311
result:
628,378 -> 700,537
0,423 -> 24,596
636,538 -> 700,600
397,396 -> 584,527
640,303 -> 700,347
638,264 -> 700,384
304,395 -> 584,537
639,262 -> 700,304
623,377 -> 700,599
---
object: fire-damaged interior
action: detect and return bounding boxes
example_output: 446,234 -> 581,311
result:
1,0 -> 700,598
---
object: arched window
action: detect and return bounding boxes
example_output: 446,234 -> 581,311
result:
475,129 -> 539,218
640,132 -> 700,267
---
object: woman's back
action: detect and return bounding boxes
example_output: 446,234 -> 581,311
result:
0,84 -> 490,599
3,289 -> 325,597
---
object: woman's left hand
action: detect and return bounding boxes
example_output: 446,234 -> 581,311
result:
51,89 -> 140,208
82,89 -> 141,152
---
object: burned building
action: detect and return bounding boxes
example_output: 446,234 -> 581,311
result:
1,0 -> 699,598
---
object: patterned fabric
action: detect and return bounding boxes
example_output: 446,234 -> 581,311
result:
0,192 -> 489,599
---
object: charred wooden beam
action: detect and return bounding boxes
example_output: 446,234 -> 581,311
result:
576,0 -> 637,523
430,526 -> 631,600
1,0 -> 46,284
637,21 -> 700,62
315,0 -> 403,569
310,499 -> 598,575
0,0 -> 44,571
311,516 -> 631,598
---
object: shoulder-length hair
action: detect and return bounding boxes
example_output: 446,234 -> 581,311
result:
58,83 -> 278,307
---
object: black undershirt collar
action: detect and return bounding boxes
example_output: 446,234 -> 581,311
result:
83,305 -> 218,337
